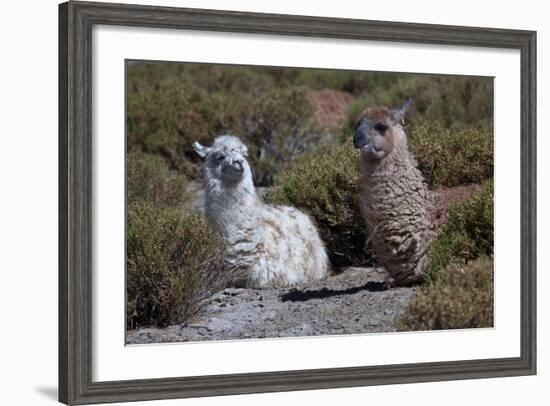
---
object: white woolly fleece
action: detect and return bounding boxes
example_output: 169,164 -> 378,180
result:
198,135 -> 329,288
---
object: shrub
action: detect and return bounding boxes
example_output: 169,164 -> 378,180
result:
128,63 -> 493,187
213,86 -> 326,186
408,124 -> 493,187
126,145 -> 228,329
426,180 -> 494,283
127,62 -> 329,185
344,74 -> 493,131
267,144 -> 371,268
397,256 -> 494,331
127,64 -> 214,179
126,201 -> 228,329
291,70 -> 399,95
127,151 -> 189,206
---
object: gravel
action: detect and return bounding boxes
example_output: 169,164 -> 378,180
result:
126,267 -> 416,344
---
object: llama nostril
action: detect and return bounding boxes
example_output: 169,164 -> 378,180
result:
233,161 -> 244,172
353,133 -> 367,149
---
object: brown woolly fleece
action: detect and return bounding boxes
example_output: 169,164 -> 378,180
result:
358,108 -> 435,286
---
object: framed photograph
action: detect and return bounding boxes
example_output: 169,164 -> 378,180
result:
59,1 -> 536,404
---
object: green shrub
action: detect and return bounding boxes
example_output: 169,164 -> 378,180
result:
127,64 -> 213,179
128,63 -> 494,187
267,144 -> 371,268
126,141 -> 228,329
426,180 -> 494,283
127,62 -> 329,185
291,70 -> 399,95
127,200 -> 228,329
397,256 -> 494,331
408,125 -> 493,187
127,151 -> 189,206
344,75 -> 493,131
207,85 -> 326,186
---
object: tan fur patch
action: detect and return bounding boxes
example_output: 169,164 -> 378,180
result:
264,218 -> 284,237
357,106 -> 390,122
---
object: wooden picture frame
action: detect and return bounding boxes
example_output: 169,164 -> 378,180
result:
59,1 -> 536,404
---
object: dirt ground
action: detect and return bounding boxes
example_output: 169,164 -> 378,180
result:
307,89 -> 355,128
126,267 -> 416,344
431,183 -> 482,228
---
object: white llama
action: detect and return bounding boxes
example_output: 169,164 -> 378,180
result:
193,135 -> 329,288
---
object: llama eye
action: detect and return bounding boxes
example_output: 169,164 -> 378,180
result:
215,154 -> 225,161
374,123 -> 387,134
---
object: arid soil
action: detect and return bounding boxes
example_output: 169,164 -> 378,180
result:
307,90 -> 355,128
126,266 -> 416,344
431,183 -> 482,228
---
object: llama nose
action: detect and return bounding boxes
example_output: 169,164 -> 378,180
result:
232,160 -> 244,172
353,131 -> 368,149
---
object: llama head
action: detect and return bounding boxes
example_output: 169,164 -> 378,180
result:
352,99 -> 412,160
193,135 -> 252,185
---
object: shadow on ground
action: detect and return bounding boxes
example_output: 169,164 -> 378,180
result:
281,281 -> 387,302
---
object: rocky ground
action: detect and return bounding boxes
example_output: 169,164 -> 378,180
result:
126,267 -> 416,344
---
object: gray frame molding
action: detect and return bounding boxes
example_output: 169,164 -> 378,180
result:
59,1 -> 537,404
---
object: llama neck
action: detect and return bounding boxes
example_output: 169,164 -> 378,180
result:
204,177 -> 260,231
361,142 -> 412,183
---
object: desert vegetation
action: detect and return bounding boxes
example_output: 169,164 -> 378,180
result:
126,61 -> 494,333
396,182 -> 494,330
408,125 -> 493,187
126,152 -> 229,329
425,180 -> 494,283
397,256 -> 493,331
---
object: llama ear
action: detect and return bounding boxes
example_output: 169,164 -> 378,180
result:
192,141 -> 210,159
391,98 -> 412,126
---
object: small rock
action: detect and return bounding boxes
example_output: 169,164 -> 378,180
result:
263,310 -> 277,321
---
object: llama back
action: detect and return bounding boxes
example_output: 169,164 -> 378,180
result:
246,205 -> 329,287
221,202 -> 329,288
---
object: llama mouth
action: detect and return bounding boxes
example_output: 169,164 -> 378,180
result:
360,144 -> 373,153
361,143 -> 381,154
